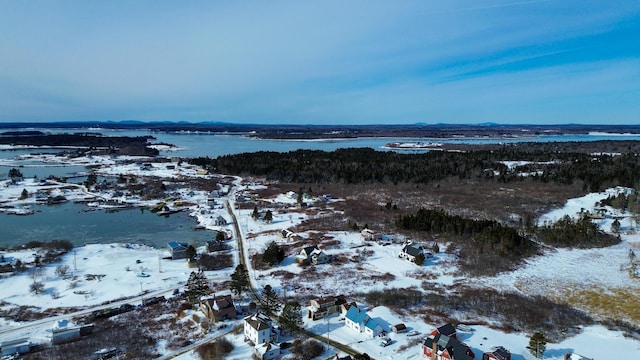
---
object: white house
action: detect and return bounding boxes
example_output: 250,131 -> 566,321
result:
254,342 -> 281,360
244,313 -> 278,346
363,318 -> 383,338
399,242 -> 423,262
344,306 -> 367,333
296,245 -> 331,265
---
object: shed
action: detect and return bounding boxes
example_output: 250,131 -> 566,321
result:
391,323 -> 407,333
168,241 -> 189,260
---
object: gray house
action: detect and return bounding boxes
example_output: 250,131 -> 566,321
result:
168,241 -> 189,260
213,215 -> 227,226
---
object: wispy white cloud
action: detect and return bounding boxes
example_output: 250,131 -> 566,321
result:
0,0 -> 637,123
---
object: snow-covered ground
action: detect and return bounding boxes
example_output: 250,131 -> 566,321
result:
1,152 -> 640,359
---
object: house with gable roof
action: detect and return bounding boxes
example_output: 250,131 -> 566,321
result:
254,342 -> 281,360
363,317 -> 383,338
296,245 -> 331,265
399,242 -> 424,263
344,306 -> 382,338
168,241 -> 189,260
244,312 -> 279,346
483,346 -> 511,360
200,294 -> 237,322
422,325 -> 475,360
307,295 -> 347,320
430,323 -> 457,338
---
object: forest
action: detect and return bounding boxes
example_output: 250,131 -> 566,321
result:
191,144 -> 640,192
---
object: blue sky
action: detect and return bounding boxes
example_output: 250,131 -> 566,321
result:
0,0 -> 638,125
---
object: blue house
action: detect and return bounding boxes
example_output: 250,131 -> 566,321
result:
344,306 -> 383,338
168,241 -> 189,260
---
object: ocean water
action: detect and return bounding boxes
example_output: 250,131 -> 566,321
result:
0,202 -> 209,250
2,129 -> 640,248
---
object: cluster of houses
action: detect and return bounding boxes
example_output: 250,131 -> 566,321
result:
196,293 -> 282,360
361,229 -> 435,265
423,323 -> 509,360
167,230 -> 231,260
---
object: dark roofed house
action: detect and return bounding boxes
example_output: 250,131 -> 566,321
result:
308,295 -> 347,320
483,346 -> 512,360
201,294 -> 237,322
168,241 -> 189,260
399,242 -> 424,263
431,323 -> 457,338
297,245 -> 331,265
207,240 -> 230,252
423,332 -> 475,360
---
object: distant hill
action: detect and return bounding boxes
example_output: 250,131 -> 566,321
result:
1,121 -> 640,139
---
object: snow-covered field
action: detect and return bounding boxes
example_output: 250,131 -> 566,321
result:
1,152 -> 639,359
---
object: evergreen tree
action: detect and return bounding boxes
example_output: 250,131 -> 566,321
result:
279,300 -> 303,335
612,218 -> 621,234
19,188 -> 28,200
259,284 -> 281,315
85,173 -> 97,188
184,270 -> 210,304
262,241 -> 285,266
186,244 -> 197,260
252,206 -> 260,220
414,253 -> 426,265
8,168 -> 23,179
527,332 -> 547,358
264,210 -> 273,223
230,264 -> 250,297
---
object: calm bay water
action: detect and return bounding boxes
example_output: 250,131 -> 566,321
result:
0,202 -> 208,250
2,128 -> 640,249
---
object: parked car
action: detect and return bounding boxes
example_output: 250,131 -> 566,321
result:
379,337 -> 392,347
407,330 -> 420,336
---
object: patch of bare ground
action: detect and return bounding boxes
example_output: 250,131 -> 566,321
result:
286,179 -> 585,234
24,297 -> 208,360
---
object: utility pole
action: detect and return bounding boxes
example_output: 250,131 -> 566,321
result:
73,250 -> 77,271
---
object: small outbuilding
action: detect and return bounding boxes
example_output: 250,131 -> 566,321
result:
168,241 -> 189,260
391,323 -> 407,333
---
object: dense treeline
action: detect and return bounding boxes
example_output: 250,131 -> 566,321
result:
190,146 -> 640,192
536,215 -> 620,248
0,133 -> 151,147
0,133 -> 158,156
396,208 -> 537,274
